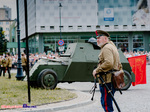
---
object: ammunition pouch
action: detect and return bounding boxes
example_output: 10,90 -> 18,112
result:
98,70 -> 125,89
112,70 -> 125,89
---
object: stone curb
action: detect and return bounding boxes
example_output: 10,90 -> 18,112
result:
1,90 -> 95,112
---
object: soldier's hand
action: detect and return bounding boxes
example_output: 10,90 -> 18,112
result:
92,69 -> 97,79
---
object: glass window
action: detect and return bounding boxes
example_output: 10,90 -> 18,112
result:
133,35 -> 144,51
77,0 -> 82,3
117,36 -> 128,42
97,0 -> 140,25
54,6 -> 58,10
12,28 -> 15,36
91,5 -> 95,9
68,0 -> 73,3
6,22 -> 9,25
42,35 -> 85,53
77,12 -> 82,16
6,28 -> 9,31
73,6 -> 77,9
68,12 -> 72,16
50,12 -> 54,16
86,0 -> 91,3
68,26 -> 73,30
104,0 -> 109,3
114,0 -> 118,3
111,35 -> 129,52
133,35 -> 143,42
118,18 -> 123,22
96,25 -> 100,29
77,26 -> 82,29
111,36 -> 116,42
64,6 -> 68,10
50,26 -> 54,30
86,12 -> 91,16
41,26 -> 45,30
82,6 -> 86,10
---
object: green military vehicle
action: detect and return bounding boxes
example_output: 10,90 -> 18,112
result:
29,38 -> 135,90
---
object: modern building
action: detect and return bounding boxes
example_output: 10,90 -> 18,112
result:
18,0 -> 150,54
0,6 -> 13,40
0,5 -> 11,20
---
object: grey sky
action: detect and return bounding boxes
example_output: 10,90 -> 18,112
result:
0,0 -> 16,20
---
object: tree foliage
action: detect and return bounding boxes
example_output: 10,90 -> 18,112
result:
0,27 -> 8,54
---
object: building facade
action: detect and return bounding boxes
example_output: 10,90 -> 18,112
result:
19,0 -> 150,54
0,6 -> 13,40
0,6 -> 11,20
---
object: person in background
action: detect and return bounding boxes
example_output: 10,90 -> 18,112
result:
21,52 -> 27,75
6,52 -> 12,79
0,55 -> 7,77
0,56 -> 2,76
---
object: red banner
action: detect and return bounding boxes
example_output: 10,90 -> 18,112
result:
128,55 -> 147,86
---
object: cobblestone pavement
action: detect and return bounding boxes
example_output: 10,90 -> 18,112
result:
56,65 -> 150,112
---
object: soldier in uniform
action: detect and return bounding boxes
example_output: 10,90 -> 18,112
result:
0,56 -> 2,76
6,52 -> 12,79
21,52 -> 27,75
92,30 -> 122,112
0,55 -> 7,77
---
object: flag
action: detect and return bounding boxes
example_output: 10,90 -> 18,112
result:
128,55 -> 147,86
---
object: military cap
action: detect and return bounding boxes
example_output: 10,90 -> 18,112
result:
95,30 -> 110,38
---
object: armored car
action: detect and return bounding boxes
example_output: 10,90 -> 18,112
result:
29,39 -> 135,90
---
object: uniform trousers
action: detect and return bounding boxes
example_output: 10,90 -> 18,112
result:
0,66 -> 2,76
0,67 -> 6,76
22,65 -> 27,75
0,67 -> 11,78
99,82 -> 116,112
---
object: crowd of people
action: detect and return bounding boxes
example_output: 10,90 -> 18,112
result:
0,50 -> 150,75
0,52 -> 61,78
0,50 -> 150,72
123,50 -> 150,64
0,52 -> 60,69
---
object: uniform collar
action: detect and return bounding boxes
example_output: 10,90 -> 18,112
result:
101,42 -> 109,49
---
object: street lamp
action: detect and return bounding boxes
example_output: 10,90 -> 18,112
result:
15,0 -> 25,80
59,3 -> 62,39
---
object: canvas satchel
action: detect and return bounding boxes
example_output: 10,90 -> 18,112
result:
112,70 -> 125,89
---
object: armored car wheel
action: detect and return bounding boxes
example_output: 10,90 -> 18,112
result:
37,69 -> 58,89
121,70 -> 132,90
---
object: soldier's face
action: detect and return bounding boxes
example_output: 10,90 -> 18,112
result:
97,36 -> 105,47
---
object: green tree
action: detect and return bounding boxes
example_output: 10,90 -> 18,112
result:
0,27 -> 8,54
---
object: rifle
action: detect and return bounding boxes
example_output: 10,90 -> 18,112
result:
90,78 -> 97,101
96,72 -> 121,112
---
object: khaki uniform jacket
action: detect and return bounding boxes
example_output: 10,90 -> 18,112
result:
1,58 -> 7,67
0,58 -> 2,66
21,56 -> 27,66
6,57 -> 12,67
96,42 -> 122,84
